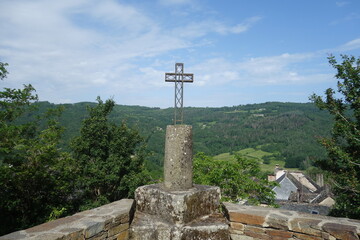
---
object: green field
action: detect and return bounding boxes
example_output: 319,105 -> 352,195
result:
213,147 -> 299,173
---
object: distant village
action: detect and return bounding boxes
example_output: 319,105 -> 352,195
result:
267,165 -> 335,215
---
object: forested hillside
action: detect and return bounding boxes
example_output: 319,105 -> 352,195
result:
24,101 -> 332,176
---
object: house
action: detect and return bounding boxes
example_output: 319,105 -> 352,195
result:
269,166 -> 335,215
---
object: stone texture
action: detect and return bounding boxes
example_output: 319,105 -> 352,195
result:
60,228 -> 83,240
108,223 -> 129,237
181,214 -> 230,240
4,199 -> 360,240
322,222 -> 359,240
163,125 -> 193,190
26,215 -> 84,234
229,229 -> 245,236
134,183 -> 221,224
223,203 -> 268,227
82,220 -> 105,238
223,203 -> 360,240
0,199 -> 134,240
266,213 -> 291,230
29,232 -> 66,240
87,231 -> 107,240
130,213 -> 172,240
245,226 -> 266,234
130,212 -> 229,240
244,230 -> 270,239
116,230 -> 129,240
321,232 -> 336,240
293,232 -> 323,240
230,222 -> 245,231
266,229 -> 293,238
230,235 -> 254,240
289,218 -> 322,236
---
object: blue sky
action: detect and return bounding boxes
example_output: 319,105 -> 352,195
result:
1,0 -> 359,108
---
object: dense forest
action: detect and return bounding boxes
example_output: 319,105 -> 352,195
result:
22,101 -> 332,177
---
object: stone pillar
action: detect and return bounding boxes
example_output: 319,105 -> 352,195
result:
163,125 -> 193,190
130,124 -> 230,239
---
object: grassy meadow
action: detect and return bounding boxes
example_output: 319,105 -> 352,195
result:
213,147 -> 300,173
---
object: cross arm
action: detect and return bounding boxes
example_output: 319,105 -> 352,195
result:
165,73 -> 194,82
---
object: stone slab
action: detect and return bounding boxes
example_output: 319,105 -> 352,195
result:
135,184 -> 221,224
0,199 -> 134,240
223,203 -> 269,227
130,212 -> 229,240
322,222 -> 359,240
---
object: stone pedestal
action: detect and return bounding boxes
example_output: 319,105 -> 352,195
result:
135,184 -> 221,224
163,125 -> 193,190
130,184 -> 229,240
130,212 -> 229,240
129,125 -> 230,239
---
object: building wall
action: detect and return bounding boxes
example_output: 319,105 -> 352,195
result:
273,176 -> 298,200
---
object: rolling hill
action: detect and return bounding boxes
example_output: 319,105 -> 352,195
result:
24,101 -> 332,176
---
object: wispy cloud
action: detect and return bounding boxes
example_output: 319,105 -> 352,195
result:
190,52 -> 332,88
338,38 -> 360,51
336,1 -> 349,7
330,12 -> 360,25
0,0 -> 262,104
223,16 -> 262,34
324,38 -> 360,52
158,0 -> 192,5
173,16 -> 262,38
0,0 -> 183,100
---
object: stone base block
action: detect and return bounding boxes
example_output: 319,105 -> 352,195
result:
130,212 -> 230,240
135,184 -> 221,224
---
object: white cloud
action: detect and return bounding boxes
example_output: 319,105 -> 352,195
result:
173,16 -> 262,38
0,0 -> 193,103
158,0 -> 192,6
336,1 -> 349,7
323,37 -> 360,53
190,52 -> 332,88
84,0 -> 157,34
222,16 -> 262,34
0,0 -> 263,104
139,67 -> 166,87
330,12 -> 360,25
338,38 -> 360,51
240,53 -> 313,76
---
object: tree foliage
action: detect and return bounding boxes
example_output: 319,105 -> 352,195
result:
193,152 -> 277,205
71,97 -> 150,209
0,62 -> 152,234
0,62 -> 77,235
0,61 -> 9,80
310,54 -> 360,219
28,101 -> 331,178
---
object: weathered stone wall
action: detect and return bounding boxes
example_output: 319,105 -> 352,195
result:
2,200 -> 360,240
0,199 -> 134,240
224,202 -> 360,240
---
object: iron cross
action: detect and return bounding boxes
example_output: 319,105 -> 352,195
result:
165,63 -> 194,125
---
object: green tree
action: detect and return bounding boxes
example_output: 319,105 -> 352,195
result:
310,54 -> 360,219
193,152 -> 277,205
71,97 -> 150,209
0,61 -> 8,80
0,62 -> 77,235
